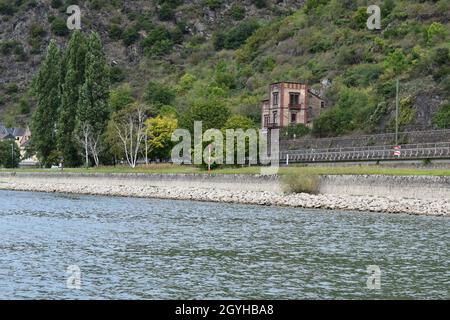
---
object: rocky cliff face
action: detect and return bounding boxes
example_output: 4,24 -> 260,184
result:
0,0 -> 304,125
1,0 -> 448,135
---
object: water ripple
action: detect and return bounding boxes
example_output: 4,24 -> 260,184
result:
0,190 -> 448,300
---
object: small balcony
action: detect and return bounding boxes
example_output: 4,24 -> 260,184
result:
266,122 -> 279,129
289,103 -> 303,110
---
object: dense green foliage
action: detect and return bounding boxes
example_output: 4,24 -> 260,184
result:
120,0 -> 448,138
57,31 -> 87,166
4,0 -> 450,167
281,171 -> 320,194
281,124 -> 311,139
213,20 -> 260,50
30,33 -> 110,167
30,40 -> 62,165
51,17 -> 69,36
76,33 -> 110,138
434,104 -> 450,129
0,140 -> 21,168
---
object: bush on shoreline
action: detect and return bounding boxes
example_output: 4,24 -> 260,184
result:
281,172 -> 320,195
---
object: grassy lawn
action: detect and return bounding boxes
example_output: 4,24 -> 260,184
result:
1,164 -> 450,176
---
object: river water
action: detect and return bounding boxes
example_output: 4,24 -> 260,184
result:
0,190 -> 448,300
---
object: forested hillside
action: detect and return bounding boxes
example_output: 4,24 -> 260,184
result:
0,0 -> 303,125
1,0 -> 449,137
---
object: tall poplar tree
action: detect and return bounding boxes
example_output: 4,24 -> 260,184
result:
30,40 -> 62,166
57,31 -> 87,166
76,32 -> 110,167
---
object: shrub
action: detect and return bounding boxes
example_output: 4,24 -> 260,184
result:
0,0 -> 17,15
281,124 -> 310,139
281,172 -> 320,194
352,7 -> 368,30
141,26 -> 182,56
313,107 -> 352,137
336,45 -> 365,66
342,64 -> 383,87
88,0 -> 102,10
213,20 -> 259,50
122,26 -> 140,46
0,40 -> 22,55
434,104 -> 450,129
257,56 -> 276,72
440,75 -> 450,93
214,61 -> 236,89
158,3 -> 174,21
229,4 -> 245,21
5,83 -> 19,95
384,48 -> 409,74
28,24 -> 46,53
426,22 -> 448,44
395,96 -> 416,128
50,0 -> 63,9
134,16 -> 152,31
252,0 -> 267,9
13,42 -> 27,61
109,84 -> 135,112
203,0 -> 222,10
305,0 -> 328,13
19,97 -> 30,114
51,17 -> 69,36
236,19 -> 283,62
381,0 -> 395,17
142,26 -> 170,46
109,65 -> 125,83
108,24 -> 123,40
434,48 -> 449,66
145,81 -> 175,107
29,23 -> 47,39
144,39 -> 173,57
27,0 -> 38,8
178,73 -> 197,91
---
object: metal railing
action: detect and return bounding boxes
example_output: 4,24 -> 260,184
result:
281,142 -> 450,163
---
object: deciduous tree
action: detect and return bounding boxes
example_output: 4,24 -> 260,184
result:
146,115 -> 178,160
111,103 -> 148,168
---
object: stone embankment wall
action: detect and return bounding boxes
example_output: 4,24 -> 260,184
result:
0,172 -> 282,193
1,172 -> 449,216
1,172 -> 450,200
320,175 -> 450,200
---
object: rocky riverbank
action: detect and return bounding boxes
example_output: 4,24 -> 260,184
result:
1,181 -> 449,217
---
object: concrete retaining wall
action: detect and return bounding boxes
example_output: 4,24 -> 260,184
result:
0,172 -> 282,193
320,175 -> 450,200
1,172 -> 449,200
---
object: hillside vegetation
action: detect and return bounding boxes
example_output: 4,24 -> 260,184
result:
0,0 -> 449,138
